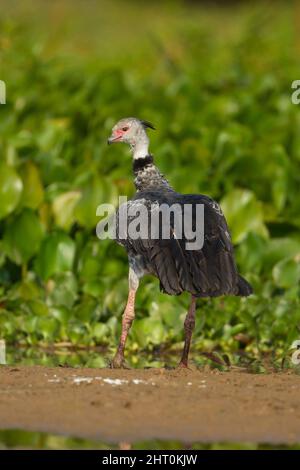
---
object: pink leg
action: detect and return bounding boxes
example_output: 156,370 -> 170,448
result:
178,295 -> 197,368
111,288 -> 136,368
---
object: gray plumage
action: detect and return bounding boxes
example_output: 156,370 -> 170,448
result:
107,117 -> 252,369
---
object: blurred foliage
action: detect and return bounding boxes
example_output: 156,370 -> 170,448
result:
1,427 -> 300,450
0,0 -> 299,365
2,428 -> 300,450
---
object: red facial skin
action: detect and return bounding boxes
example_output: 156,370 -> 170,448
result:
111,128 -> 125,142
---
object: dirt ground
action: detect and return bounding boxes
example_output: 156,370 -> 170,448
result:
0,365 -> 300,445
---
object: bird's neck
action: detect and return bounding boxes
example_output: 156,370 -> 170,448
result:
132,155 -> 172,192
131,139 -> 149,161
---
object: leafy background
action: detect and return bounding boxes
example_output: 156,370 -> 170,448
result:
0,0 -> 299,369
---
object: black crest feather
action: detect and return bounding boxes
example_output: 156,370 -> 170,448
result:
141,120 -> 156,130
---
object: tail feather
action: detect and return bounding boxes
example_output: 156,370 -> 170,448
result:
237,275 -> 253,296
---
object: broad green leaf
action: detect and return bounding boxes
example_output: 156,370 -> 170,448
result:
37,317 -> 59,341
22,315 -> 39,334
236,233 -> 267,274
221,189 -> 268,244
19,161 -> 44,209
149,298 -> 184,331
24,299 -> 49,317
47,271 -> 78,308
132,317 -> 166,347
12,279 -> 44,301
3,208 -> 44,264
67,322 -> 87,345
75,174 -> 104,229
273,257 -> 300,289
82,280 -> 103,297
0,163 -> 23,220
74,297 -> 98,322
50,306 -> 72,324
35,232 -> 76,280
92,323 -> 109,340
263,238 -> 300,271
78,256 -> 101,282
52,191 -> 81,230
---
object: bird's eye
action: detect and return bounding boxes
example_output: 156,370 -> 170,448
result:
122,126 -> 129,131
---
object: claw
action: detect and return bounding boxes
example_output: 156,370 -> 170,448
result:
176,361 -> 193,371
110,355 -> 131,369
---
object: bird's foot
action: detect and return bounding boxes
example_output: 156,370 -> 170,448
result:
176,361 -> 192,371
110,354 -> 130,369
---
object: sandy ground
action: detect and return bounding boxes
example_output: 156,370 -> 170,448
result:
0,365 -> 300,445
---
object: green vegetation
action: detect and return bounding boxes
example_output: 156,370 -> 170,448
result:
1,428 -> 300,450
0,0 -> 299,367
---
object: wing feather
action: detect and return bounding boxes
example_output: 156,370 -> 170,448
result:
117,190 -> 251,297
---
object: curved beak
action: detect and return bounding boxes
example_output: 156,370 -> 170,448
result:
107,133 -> 122,145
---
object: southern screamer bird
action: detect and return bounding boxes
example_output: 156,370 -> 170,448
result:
107,117 -> 252,368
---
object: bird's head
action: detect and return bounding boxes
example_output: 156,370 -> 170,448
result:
107,117 -> 155,158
